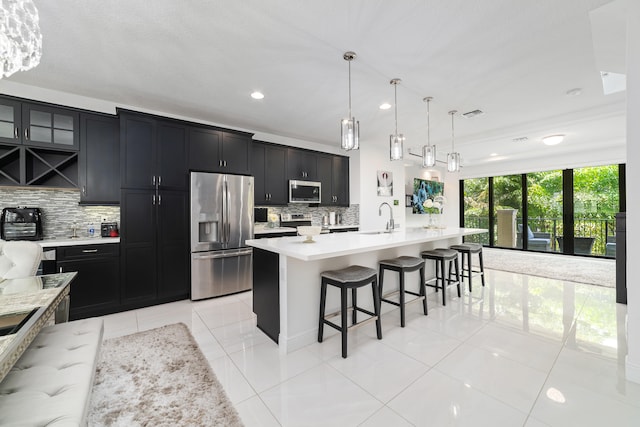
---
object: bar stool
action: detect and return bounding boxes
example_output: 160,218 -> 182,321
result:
420,248 -> 461,306
318,265 -> 382,358
378,256 -> 427,327
449,243 -> 486,291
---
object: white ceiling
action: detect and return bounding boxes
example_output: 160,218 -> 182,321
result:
5,0 -> 627,170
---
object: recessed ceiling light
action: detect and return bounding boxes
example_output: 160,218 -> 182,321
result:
379,103 -> 391,110
490,153 -> 498,157
566,88 -> 582,96
542,134 -> 565,145
250,91 -> 264,100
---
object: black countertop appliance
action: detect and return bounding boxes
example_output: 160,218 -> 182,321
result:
0,207 -> 44,241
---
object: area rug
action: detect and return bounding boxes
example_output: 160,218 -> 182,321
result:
482,247 -> 616,288
88,323 -> 244,427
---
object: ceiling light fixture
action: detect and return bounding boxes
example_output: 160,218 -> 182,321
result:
422,96 -> 436,168
447,110 -> 461,172
250,91 -> 264,99
340,51 -> 359,151
0,0 -> 42,79
379,103 -> 391,110
389,78 -> 404,160
542,134 -> 564,145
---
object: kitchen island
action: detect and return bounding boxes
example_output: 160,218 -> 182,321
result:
246,227 -> 487,353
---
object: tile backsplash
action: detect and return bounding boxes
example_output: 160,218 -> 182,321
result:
259,204 -> 359,227
0,187 -> 120,240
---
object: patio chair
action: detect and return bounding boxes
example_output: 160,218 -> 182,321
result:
517,225 -> 551,251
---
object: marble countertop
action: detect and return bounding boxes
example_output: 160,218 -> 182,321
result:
254,225 -> 298,235
38,237 -> 120,248
246,227 -> 487,261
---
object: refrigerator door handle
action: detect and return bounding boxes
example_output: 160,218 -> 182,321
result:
192,248 -> 253,260
224,179 -> 231,244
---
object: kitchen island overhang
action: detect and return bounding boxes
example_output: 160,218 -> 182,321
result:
247,227 -> 488,354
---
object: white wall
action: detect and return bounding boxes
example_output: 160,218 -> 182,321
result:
625,0 -> 640,384
357,143 -> 406,231
404,163 -> 460,229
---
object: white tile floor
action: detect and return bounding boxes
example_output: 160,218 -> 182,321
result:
99,269 -> 640,426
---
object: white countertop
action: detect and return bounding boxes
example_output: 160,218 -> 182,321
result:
38,237 -> 120,248
246,227 -> 487,261
325,224 -> 359,230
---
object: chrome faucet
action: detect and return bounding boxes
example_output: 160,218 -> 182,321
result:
378,202 -> 394,232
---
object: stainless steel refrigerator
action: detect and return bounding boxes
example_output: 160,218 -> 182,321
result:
190,172 -> 254,300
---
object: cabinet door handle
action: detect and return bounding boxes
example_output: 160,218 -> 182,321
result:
224,160 -> 227,167
24,127 -> 29,140
82,249 -> 98,253
158,194 -> 162,205
158,175 -> 162,186
152,194 -> 156,205
14,127 -> 19,139
82,186 -> 87,196
152,175 -> 156,186
219,160 -> 222,167
59,267 -> 63,273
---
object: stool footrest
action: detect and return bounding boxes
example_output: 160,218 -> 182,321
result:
322,314 -> 379,333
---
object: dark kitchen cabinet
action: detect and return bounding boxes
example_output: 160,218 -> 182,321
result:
317,153 -> 350,206
287,148 -> 317,180
120,188 -> 189,307
120,111 -> 189,309
79,113 -> 120,204
189,127 -> 251,175
252,141 -> 287,205
120,114 -> 187,191
0,96 -> 79,188
56,243 -> 120,320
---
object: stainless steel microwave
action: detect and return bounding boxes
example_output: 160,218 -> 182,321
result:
289,180 -> 321,204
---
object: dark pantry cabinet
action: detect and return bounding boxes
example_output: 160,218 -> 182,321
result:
119,112 -> 189,309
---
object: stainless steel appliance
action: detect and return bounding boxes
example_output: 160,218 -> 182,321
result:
100,222 -> 119,237
289,180 -> 321,204
190,172 -> 254,300
0,207 -> 43,241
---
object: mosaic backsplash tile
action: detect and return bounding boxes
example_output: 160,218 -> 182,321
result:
0,187 -> 120,240
259,204 -> 359,227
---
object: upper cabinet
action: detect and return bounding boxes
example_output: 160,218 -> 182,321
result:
79,113 -> 120,204
317,153 -> 349,206
188,127 -> 251,175
252,141 -> 287,205
120,112 -> 188,191
0,98 -> 79,150
287,148 -> 317,180
0,96 -> 80,188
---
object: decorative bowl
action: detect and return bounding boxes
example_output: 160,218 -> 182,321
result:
297,226 -> 322,243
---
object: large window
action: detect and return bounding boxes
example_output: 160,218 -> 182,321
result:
462,177 -> 489,245
461,164 -> 624,258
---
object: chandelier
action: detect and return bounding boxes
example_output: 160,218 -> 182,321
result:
447,110 -> 461,172
0,0 -> 42,79
422,96 -> 436,167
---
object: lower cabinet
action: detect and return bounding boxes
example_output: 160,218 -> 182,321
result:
252,248 -> 280,342
56,243 -> 120,320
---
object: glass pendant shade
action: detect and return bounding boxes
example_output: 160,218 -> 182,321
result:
389,78 -> 403,160
422,96 -> 435,167
341,117 -> 359,150
422,144 -> 436,167
390,134 -> 404,160
1,0 -> 42,78
447,152 -> 461,172
340,51 -> 359,151
447,109 -> 461,172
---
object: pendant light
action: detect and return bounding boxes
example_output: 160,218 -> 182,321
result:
447,110 -> 461,172
340,51 -> 359,151
422,96 -> 436,167
389,78 -> 404,160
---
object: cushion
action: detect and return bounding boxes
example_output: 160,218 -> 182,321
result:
0,240 -> 42,281
527,226 -> 534,239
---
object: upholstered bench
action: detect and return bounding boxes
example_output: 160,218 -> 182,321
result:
0,318 -> 104,426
